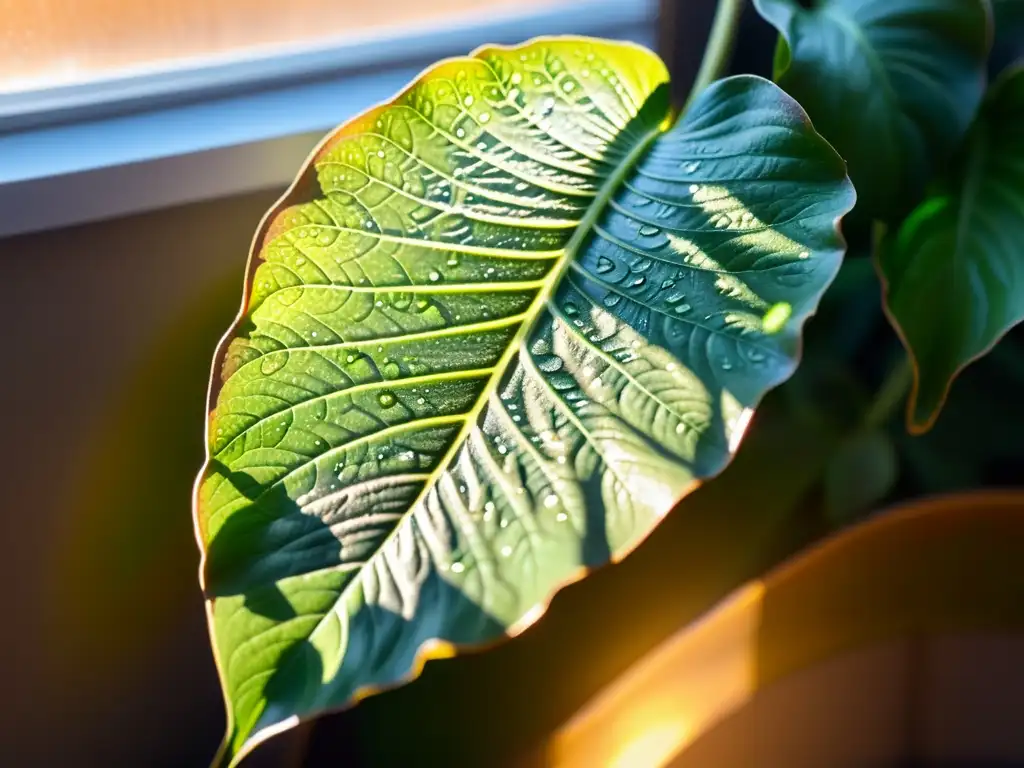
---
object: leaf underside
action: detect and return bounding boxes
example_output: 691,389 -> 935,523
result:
879,67 -> 1024,432
195,36 -> 853,764
754,0 -> 989,222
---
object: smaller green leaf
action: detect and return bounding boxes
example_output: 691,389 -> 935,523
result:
824,429 -> 898,525
754,0 -> 991,222
878,67 -> 1024,432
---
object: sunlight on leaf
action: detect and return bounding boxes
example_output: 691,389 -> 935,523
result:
193,36 -> 854,766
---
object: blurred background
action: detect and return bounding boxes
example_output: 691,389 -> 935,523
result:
1,1 -> 1023,766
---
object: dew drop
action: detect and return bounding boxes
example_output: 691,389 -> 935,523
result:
603,293 -> 622,308
688,184 -> 700,194
638,225 -> 659,237
556,512 -> 568,522
428,270 -> 442,282
631,276 -> 646,287
378,391 -> 397,408
596,256 -> 615,274
260,355 -> 286,375
799,250 -> 810,259
479,112 -> 490,124
721,359 -> 733,371
544,493 -> 558,508
563,301 -> 579,316
450,562 -> 465,573
463,95 -> 474,106
511,72 -> 522,85
501,545 -> 513,557
455,127 -> 465,138
536,354 -> 564,373
673,303 -> 692,314
685,161 -> 700,172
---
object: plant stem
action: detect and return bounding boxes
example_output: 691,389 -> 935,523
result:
684,0 -> 747,112
863,355 -> 913,430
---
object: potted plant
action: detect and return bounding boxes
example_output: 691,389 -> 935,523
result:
190,0 -> 1024,764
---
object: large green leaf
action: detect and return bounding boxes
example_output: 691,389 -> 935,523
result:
195,37 -> 854,765
878,67 -> 1024,432
754,0 -> 990,222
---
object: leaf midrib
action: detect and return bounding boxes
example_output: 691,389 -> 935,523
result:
268,119 -> 669,710
369,119 -> 666,539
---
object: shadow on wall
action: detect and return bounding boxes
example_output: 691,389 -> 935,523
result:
0,189 -> 294,767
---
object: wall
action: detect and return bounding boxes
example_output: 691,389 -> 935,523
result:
0,190 -> 283,766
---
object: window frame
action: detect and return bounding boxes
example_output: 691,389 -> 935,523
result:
0,0 -> 657,238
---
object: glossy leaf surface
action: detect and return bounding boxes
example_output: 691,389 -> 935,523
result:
195,37 -> 854,765
879,68 -> 1024,432
754,0 -> 990,222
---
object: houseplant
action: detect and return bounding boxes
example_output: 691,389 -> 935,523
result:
192,0 -> 1024,764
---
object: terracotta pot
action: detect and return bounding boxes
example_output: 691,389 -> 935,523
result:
549,491 -> 1024,767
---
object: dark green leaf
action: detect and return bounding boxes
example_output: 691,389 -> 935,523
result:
878,67 -> 1024,432
993,0 -> 1024,71
194,37 -> 854,765
754,0 -> 991,222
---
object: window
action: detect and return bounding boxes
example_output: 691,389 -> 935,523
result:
0,0 -> 657,237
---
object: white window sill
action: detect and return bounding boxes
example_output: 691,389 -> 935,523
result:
0,0 -> 657,238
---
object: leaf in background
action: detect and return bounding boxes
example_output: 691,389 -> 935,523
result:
754,0 -> 990,223
195,37 -> 854,765
824,428 -> 899,525
878,67 -> 1024,432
